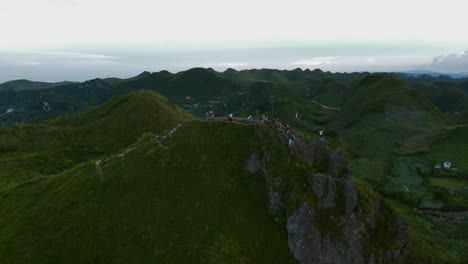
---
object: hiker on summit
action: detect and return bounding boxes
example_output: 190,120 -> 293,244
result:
247,114 -> 253,121
209,111 -> 214,120
228,113 -> 233,122
288,137 -> 294,147
294,112 -> 299,124
278,125 -> 284,134
319,130 -> 324,139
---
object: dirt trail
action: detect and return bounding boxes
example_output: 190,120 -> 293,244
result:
95,160 -> 104,180
311,100 -> 342,111
95,118 -> 286,179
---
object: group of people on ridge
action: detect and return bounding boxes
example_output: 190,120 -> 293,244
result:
205,110 -> 235,122
204,111 -> 215,120
273,117 -> 297,147
206,111 -> 324,145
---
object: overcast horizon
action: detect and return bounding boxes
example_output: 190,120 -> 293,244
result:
2,0 -> 468,82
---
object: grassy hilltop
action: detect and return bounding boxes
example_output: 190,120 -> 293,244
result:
0,91 -> 191,190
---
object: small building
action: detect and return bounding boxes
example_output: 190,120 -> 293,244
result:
443,161 -> 451,169
43,102 -> 51,111
6,108 -> 13,114
402,185 -> 410,193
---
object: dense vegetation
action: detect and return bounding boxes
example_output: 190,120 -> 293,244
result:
0,69 -> 467,262
0,120 -> 298,263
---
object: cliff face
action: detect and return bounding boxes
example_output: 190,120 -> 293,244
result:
249,123 -> 419,264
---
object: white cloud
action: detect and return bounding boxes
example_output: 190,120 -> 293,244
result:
217,62 -> 249,68
428,50 -> 468,72
291,57 -> 337,66
291,60 -> 325,66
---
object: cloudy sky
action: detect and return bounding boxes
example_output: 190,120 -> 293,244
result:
1,0 -> 468,82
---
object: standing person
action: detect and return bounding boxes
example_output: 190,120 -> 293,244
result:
228,113 -> 233,122
319,130 -> 324,139
294,112 -> 299,124
205,111 -> 209,120
288,137 -> 294,147
209,111 -> 214,120
278,124 -> 284,134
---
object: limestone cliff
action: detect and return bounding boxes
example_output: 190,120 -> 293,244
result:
249,123 -> 424,264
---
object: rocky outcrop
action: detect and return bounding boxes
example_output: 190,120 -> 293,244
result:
344,179 -> 358,214
246,153 -> 263,175
328,149 -> 350,178
310,173 -> 337,209
286,203 -> 321,263
286,172 -> 411,264
291,138 -> 351,177
247,124 -> 416,264
246,152 -> 283,215
275,130 -> 412,263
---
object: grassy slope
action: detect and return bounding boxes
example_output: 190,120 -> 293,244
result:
334,74 -> 468,262
425,126 -> 468,173
339,74 -> 446,183
0,91 -> 191,188
0,121 -> 295,264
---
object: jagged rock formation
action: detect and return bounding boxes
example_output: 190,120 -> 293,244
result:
249,123 -> 416,264
290,138 -> 351,178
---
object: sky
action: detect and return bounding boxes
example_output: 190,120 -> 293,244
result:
1,0 -> 468,82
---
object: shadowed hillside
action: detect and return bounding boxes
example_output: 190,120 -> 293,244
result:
0,90 -> 191,187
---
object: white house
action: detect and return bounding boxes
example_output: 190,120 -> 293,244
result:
443,161 -> 451,169
43,102 -> 51,111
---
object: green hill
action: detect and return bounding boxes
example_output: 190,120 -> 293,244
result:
0,90 -> 191,186
0,79 -> 73,92
0,121 -> 296,263
166,68 -> 242,97
330,75 -> 468,261
337,74 -> 447,182
342,74 -> 445,125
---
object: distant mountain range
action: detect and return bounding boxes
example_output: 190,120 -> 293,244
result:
396,70 -> 468,79
0,79 -> 75,92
